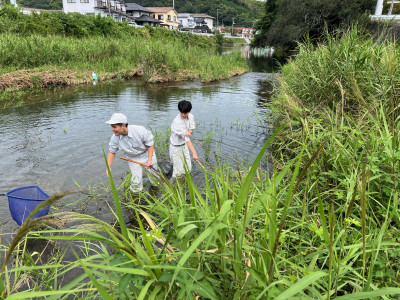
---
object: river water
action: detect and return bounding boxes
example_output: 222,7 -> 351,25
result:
0,52 -> 277,233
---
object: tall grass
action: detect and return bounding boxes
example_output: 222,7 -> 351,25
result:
269,26 -> 400,296
0,33 -> 247,82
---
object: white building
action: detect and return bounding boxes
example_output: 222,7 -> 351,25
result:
178,13 -> 194,29
62,0 -> 131,22
192,13 -> 215,31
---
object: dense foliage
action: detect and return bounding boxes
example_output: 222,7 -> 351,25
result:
17,0 -> 62,10
126,0 -> 263,27
251,0 -> 279,48
252,0 -> 376,52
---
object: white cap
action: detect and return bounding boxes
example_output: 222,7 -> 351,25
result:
105,113 -> 128,124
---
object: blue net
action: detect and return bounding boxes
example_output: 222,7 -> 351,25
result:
7,186 -> 50,226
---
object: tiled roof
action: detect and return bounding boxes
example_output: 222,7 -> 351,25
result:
145,7 -> 174,13
135,14 -> 162,22
125,3 -> 152,13
191,13 -> 215,19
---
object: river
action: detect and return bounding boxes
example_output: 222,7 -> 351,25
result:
0,51 -> 277,232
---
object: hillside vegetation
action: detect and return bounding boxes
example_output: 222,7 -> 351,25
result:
17,0 -> 62,10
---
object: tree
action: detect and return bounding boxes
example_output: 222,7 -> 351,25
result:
251,0 -> 279,48
253,0 -> 375,52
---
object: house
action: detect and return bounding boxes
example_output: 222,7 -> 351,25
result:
125,3 -> 161,26
191,13 -> 215,31
62,0 -> 133,22
235,27 -> 254,39
177,13 -> 194,30
146,7 -> 178,29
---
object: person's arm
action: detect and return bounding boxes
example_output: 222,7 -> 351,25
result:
186,114 -> 195,138
146,145 -> 154,168
186,140 -> 198,161
106,152 -> 115,177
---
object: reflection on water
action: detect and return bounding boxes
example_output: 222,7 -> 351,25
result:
0,71 -> 274,231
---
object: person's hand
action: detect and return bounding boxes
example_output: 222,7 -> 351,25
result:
146,161 -> 152,169
193,153 -> 198,161
106,169 -> 110,177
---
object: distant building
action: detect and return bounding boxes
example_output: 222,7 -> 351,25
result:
146,7 -> 178,29
62,0 -> 133,22
218,26 -> 254,38
191,13 -> 215,31
177,13 -> 194,30
235,27 -> 254,39
125,3 -> 161,26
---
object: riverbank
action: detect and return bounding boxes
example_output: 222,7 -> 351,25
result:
0,32 -> 247,94
0,64 -> 246,93
268,28 -> 400,296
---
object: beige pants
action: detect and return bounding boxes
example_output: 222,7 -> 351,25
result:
127,151 -> 158,192
169,144 -> 191,179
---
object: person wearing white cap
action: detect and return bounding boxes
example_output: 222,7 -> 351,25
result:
169,100 -> 198,179
105,113 -> 158,192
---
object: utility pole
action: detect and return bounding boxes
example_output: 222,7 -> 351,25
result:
216,9 -> 219,31
231,17 -> 235,36
172,0 -> 175,29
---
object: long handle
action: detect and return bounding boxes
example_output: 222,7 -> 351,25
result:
119,157 -> 149,167
0,193 -> 5,196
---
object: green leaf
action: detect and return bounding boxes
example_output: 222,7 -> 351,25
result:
149,285 -> 162,300
274,271 -> 328,300
102,146 -> 129,246
192,281 -> 218,299
119,273 -> 131,294
334,287 -> 400,299
177,224 -> 198,240
138,279 -> 155,300
169,223 -> 227,292
6,289 -> 96,300
158,271 -> 173,282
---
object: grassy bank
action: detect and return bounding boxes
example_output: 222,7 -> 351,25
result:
0,31 -> 247,86
268,27 -> 400,295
